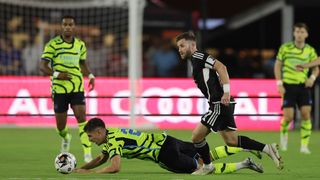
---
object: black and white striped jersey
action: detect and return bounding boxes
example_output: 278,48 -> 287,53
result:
190,51 -> 224,103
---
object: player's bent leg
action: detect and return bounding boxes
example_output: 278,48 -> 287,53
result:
220,130 -> 265,152
211,158 -> 263,174
210,146 -> 262,161
191,124 -> 212,167
241,157 -> 263,173
72,105 -> 92,162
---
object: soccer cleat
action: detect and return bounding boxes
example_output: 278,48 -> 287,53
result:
191,164 -> 214,175
280,134 -> 288,151
300,145 -> 311,154
249,150 -> 262,159
61,134 -> 72,152
84,153 -> 93,163
265,143 -> 284,170
244,157 -> 264,173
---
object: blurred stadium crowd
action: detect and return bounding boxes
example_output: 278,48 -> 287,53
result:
0,15 -> 276,78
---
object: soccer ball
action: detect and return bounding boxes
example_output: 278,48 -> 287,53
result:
54,152 -> 77,174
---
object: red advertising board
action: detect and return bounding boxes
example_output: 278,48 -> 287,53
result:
0,77 -> 282,130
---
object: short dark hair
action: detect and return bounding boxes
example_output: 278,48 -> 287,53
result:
84,117 -> 106,132
293,22 -> 309,32
176,31 -> 196,42
62,15 -> 76,23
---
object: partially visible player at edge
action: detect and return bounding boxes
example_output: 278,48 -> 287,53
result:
175,32 -> 283,175
39,15 -> 94,162
275,22 -> 319,154
74,118 -> 263,174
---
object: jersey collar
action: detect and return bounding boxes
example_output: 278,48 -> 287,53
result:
60,35 -> 75,44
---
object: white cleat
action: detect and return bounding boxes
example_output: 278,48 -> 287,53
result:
84,153 -> 93,163
300,145 -> 311,154
192,164 -> 214,175
244,157 -> 264,173
265,143 -> 284,170
61,134 -> 72,152
280,134 -> 288,151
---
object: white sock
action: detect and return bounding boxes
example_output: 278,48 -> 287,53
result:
203,163 -> 213,169
235,162 -> 246,170
262,145 -> 269,153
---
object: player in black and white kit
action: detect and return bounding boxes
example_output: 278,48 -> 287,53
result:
175,32 -> 283,175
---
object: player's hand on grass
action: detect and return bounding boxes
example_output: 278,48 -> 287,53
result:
73,168 -> 92,173
57,72 -> 72,80
88,77 -> 95,91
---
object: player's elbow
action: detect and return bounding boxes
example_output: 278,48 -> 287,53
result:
39,61 -> 48,73
215,62 -> 227,73
110,166 -> 120,173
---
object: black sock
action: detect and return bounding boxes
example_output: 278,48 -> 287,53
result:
237,136 -> 265,151
194,140 -> 211,165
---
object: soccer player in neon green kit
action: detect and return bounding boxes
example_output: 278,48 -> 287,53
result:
40,15 -> 94,162
274,22 -> 319,154
74,118 -> 263,174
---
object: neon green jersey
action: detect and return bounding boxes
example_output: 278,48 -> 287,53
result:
41,36 -> 87,94
102,128 -> 167,163
276,41 -> 317,84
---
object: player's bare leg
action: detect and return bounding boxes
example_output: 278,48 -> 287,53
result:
191,124 -> 213,175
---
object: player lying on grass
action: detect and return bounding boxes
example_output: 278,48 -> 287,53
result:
74,118 -> 263,174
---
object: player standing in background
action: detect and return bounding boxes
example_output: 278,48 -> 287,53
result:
175,32 -> 283,175
74,118 -> 263,174
39,15 -> 95,162
274,23 -> 319,154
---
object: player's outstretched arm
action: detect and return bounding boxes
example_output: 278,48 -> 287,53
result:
95,155 -> 121,174
74,153 -> 108,173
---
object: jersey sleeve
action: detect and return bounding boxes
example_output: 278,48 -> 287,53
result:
41,41 -> 55,61
310,47 -> 318,61
276,45 -> 285,62
102,142 -> 123,159
204,55 -> 216,69
192,52 -> 216,69
80,41 -> 87,61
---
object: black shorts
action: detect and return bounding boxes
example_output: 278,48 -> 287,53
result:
53,92 -> 85,113
201,102 -> 237,132
282,83 -> 312,108
158,136 -> 198,173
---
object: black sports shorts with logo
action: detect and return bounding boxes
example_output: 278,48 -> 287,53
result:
201,102 -> 237,132
53,92 -> 86,113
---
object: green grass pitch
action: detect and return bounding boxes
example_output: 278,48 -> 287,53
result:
1,128 -> 320,180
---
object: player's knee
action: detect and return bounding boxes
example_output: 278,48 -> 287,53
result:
225,139 -> 237,146
191,136 -> 203,143
74,115 -> 86,122
301,112 -> 310,120
283,115 -> 294,121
